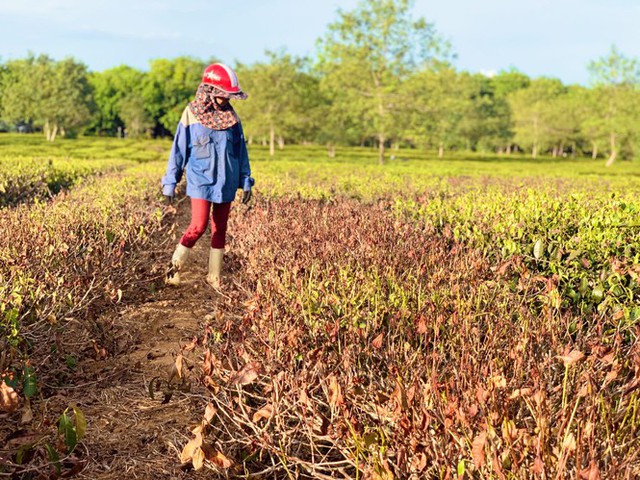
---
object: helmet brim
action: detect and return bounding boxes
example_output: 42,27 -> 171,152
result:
203,83 -> 248,100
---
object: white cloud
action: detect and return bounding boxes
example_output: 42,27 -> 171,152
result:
479,69 -> 497,78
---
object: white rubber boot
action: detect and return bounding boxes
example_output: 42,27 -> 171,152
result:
166,244 -> 191,285
206,248 -> 224,289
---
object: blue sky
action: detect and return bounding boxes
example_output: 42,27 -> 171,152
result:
0,0 -> 638,85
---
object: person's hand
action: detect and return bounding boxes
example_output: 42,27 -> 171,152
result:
163,195 -> 177,214
242,189 -> 252,205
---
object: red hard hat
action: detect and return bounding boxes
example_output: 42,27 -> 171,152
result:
202,63 -> 243,94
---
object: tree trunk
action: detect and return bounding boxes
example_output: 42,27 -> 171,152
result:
591,142 -> 598,159
269,125 -> 275,157
277,136 -> 284,150
378,134 -> 385,165
327,144 -> 336,158
438,143 -> 444,158
49,124 -> 58,142
552,147 -> 558,158
532,143 -> 537,159
605,132 -> 616,167
44,120 -> 50,141
506,145 -> 512,155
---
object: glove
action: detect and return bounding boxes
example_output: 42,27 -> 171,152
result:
241,189 -> 252,205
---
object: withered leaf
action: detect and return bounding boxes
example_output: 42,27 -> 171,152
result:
490,375 -> 507,389
411,452 -> 427,473
557,350 -> 585,367
252,404 -> 274,423
192,446 -> 205,470
204,402 -> 216,423
533,456 -> 544,474
299,389 -> 310,408
182,337 -> 198,353
579,461 -> 601,480
230,361 -> 262,386
327,374 -> 343,408
20,399 -> 33,425
416,317 -> 428,335
371,333 -> 384,349
0,381 -> 19,413
175,354 -> 184,379
207,449 -> 233,469
508,387 -> 532,399
180,433 -> 203,464
202,349 -> 213,377
471,431 -> 487,468
562,432 -> 577,452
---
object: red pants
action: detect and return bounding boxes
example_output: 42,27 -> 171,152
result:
180,199 -> 231,249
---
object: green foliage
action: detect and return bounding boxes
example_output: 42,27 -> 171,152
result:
87,65 -> 148,136
0,133 -> 169,206
404,66 -> 476,154
508,78 -> 567,157
2,36 -> 640,163
142,56 -> 209,135
235,51 -> 321,154
58,406 -> 86,452
316,0 -> 450,163
0,54 -> 93,141
585,46 -> 640,164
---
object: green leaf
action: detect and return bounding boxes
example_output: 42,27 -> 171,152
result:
22,365 -> 37,398
592,286 -> 604,300
65,355 -> 77,369
533,239 -> 544,260
59,411 -> 78,451
16,443 -> 32,465
457,459 -> 465,476
45,443 -> 61,476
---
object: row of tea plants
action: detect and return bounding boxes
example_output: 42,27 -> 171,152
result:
178,153 -> 639,478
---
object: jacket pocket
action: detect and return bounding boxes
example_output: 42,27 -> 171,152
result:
192,136 -> 211,159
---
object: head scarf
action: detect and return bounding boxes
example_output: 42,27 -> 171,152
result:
189,84 -> 240,130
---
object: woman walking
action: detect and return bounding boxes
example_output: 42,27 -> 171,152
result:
162,63 -> 253,289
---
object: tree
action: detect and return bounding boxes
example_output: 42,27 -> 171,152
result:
488,69 -> 530,153
587,46 -> 640,166
0,54 -> 93,141
508,78 -> 566,158
235,51 -> 318,156
316,0 -> 449,164
87,65 -> 147,136
118,95 -> 153,138
404,65 -> 473,156
142,57 -> 209,136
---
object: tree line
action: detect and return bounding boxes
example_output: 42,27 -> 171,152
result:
0,0 -> 639,165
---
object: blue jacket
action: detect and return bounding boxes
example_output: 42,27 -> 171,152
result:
162,107 -> 254,203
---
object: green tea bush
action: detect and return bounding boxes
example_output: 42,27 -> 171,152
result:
0,157 -> 134,207
397,185 -> 640,317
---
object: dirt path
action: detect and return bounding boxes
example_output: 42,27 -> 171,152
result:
71,200 -> 221,479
